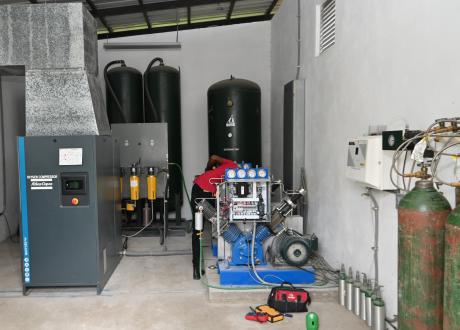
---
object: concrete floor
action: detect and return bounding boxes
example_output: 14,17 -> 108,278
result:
0,236 -> 370,330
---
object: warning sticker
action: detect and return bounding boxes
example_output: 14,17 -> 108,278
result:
226,115 -> 236,127
27,175 -> 57,191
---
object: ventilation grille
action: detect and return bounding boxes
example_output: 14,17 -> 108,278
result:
319,0 -> 336,54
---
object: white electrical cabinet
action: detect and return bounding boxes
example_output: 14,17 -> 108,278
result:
346,135 -> 396,190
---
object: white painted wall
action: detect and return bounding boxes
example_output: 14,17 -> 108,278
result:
271,0 -> 460,317
98,22 -> 271,219
0,76 -> 25,242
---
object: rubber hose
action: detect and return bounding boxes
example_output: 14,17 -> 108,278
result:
104,60 -> 128,124
144,57 -> 164,123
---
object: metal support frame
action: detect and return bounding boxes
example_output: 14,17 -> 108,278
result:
266,0 -> 280,15
93,0 -> 232,17
30,0 -> 279,41
138,0 -> 152,30
227,0 -> 236,20
86,0 -> 113,34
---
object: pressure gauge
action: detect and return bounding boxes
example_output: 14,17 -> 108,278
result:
387,134 -> 396,147
247,169 -> 257,178
237,169 -> 247,179
226,169 -> 236,179
257,169 -> 267,178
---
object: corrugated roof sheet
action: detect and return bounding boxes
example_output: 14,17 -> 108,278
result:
2,0 -> 283,39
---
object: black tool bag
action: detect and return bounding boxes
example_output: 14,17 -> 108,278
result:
267,282 -> 311,313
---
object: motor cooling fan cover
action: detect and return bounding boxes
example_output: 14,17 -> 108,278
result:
280,237 -> 310,267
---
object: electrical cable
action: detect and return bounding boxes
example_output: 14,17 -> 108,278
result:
168,162 -> 193,216
402,150 -> 408,191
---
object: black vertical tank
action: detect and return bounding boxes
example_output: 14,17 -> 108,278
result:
104,60 -> 143,124
144,58 -> 182,205
208,76 -> 261,165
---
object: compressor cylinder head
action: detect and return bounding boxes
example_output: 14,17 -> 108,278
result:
222,224 -> 242,243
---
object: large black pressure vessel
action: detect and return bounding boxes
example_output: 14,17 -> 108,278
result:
104,60 -> 143,124
144,58 -> 182,205
208,76 -> 261,166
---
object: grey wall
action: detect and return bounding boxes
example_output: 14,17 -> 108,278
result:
0,76 -> 25,242
98,21 -> 271,219
271,0 -> 460,317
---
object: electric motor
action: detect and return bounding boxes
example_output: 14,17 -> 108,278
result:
272,232 -> 311,267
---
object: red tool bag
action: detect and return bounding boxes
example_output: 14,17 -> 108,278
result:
267,282 -> 311,313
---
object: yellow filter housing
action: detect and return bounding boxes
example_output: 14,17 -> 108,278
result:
130,175 -> 140,201
147,175 -> 157,200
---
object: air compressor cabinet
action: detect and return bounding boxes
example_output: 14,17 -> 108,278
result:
18,136 -> 122,294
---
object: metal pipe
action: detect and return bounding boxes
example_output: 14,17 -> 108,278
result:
362,188 -> 379,284
103,42 -> 181,50
122,250 -> 191,256
295,0 -> 301,79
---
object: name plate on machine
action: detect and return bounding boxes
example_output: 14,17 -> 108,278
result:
59,148 -> 83,166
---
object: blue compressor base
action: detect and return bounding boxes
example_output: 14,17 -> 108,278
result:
217,261 -> 316,286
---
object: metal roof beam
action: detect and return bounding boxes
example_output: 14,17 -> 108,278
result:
227,0 -> 236,20
265,0 -> 279,16
86,0 -> 113,34
138,0 -> 152,30
98,13 -> 273,40
95,0 -> 233,17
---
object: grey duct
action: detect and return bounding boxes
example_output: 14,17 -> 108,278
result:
0,3 -> 109,136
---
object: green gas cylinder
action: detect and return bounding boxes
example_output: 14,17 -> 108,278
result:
398,180 -> 451,329
306,312 -> 319,330
443,204 -> 460,329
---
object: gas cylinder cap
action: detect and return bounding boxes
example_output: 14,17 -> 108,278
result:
415,180 -> 433,189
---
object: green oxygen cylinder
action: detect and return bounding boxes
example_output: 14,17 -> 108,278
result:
306,312 -> 319,330
398,180 -> 451,329
443,204 -> 460,329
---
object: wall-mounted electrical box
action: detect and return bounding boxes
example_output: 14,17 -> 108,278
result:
346,135 -> 396,190
283,79 -> 305,191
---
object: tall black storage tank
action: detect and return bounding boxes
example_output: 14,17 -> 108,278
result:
144,58 -> 182,206
104,60 -> 143,124
208,76 -> 261,165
